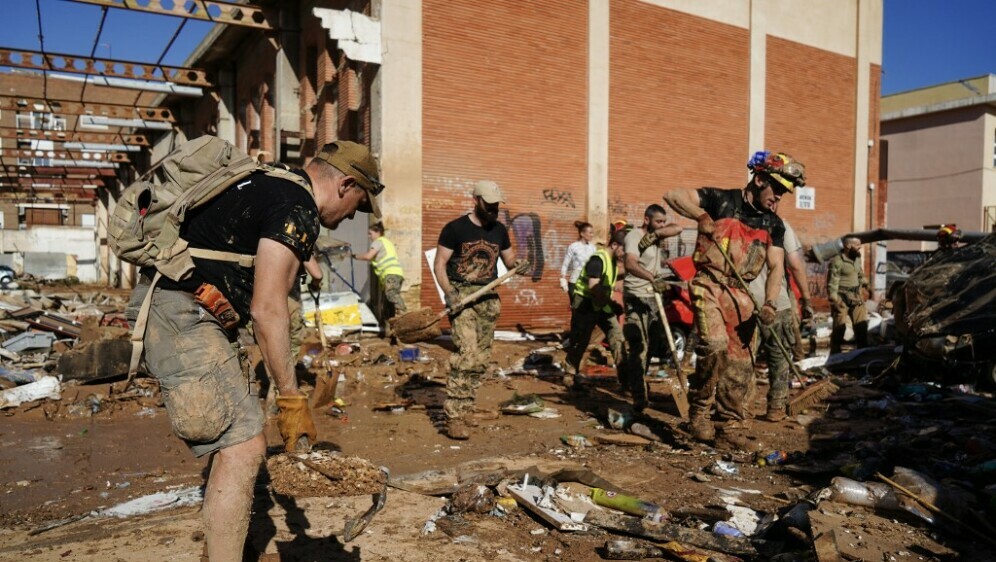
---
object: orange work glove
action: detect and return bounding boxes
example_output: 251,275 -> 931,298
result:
276,394 -> 317,452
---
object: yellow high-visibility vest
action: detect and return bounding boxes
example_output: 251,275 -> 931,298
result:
372,236 -> 404,280
573,248 -> 616,312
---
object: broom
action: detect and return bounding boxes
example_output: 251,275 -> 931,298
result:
711,240 -> 838,415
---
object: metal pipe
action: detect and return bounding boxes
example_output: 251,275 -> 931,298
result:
809,228 -> 990,264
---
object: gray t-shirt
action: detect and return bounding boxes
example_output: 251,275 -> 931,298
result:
749,220 -> 801,311
623,227 -> 668,298
370,238 -> 386,262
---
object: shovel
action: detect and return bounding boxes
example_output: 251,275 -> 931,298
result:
308,287 -> 340,412
653,291 -> 690,420
390,267 -> 521,344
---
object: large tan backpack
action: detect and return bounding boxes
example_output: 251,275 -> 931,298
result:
109,135 -> 312,376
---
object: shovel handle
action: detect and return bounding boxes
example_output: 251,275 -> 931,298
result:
653,292 -> 688,391
309,287 -> 330,351
443,266 -> 521,317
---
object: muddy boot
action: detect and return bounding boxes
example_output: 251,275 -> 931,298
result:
444,418 -> 470,440
763,401 -> 787,422
716,420 -> 756,452
688,411 -> 715,442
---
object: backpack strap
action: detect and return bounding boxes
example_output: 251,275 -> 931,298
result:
188,247 -> 256,268
127,270 -> 163,382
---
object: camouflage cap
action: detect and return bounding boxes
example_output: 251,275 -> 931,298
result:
315,140 -> 384,218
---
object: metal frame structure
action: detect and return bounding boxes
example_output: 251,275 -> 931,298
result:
66,0 -> 275,30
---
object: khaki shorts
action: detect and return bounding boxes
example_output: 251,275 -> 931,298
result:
128,279 -> 263,457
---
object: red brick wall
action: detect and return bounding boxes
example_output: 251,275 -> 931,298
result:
422,0 -> 588,330
870,64 -> 884,229
610,1 -> 751,227
766,36 -> 857,300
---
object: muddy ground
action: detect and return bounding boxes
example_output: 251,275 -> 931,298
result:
0,301 -> 993,561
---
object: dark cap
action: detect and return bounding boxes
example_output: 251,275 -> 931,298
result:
315,141 -> 384,218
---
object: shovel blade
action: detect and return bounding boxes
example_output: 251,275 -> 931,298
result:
670,377 -> 690,420
310,368 -> 338,411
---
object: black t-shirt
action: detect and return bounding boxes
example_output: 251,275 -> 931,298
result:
155,170 -> 320,322
438,214 -> 512,284
697,187 -> 785,247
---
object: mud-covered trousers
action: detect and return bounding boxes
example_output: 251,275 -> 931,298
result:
760,308 -> 796,411
621,295 -> 664,407
127,276 -> 262,458
444,283 -> 500,420
689,273 -> 758,421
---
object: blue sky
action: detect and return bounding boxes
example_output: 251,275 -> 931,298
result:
882,0 -> 996,94
2,0 -> 993,96
3,0 -> 213,67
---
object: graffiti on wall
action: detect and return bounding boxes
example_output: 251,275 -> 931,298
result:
542,189 -> 576,209
807,262 -> 829,300
503,211 -> 545,281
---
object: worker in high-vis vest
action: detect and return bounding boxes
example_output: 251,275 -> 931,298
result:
563,229 -> 626,386
352,222 -> 407,318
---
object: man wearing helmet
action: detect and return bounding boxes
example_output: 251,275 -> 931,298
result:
664,151 -> 806,449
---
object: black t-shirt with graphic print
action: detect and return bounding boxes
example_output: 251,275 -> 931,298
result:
154,170 -> 320,322
697,187 -> 786,248
438,214 -> 512,285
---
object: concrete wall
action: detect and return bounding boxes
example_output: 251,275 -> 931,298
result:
0,226 -> 98,281
881,106 -> 988,250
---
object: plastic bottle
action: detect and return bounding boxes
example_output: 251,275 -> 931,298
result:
590,488 -> 668,522
756,450 -> 788,466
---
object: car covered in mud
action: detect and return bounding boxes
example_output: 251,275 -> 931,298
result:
894,233 -> 996,389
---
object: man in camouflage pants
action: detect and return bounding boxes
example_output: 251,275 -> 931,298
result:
434,180 -> 527,440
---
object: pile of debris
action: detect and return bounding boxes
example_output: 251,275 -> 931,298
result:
0,288 -> 135,413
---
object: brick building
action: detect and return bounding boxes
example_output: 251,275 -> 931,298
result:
161,0 -> 883,329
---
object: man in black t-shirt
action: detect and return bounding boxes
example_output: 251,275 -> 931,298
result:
127,140 -> 385,561
664,151 -> 805,449
434,180 -> 527,440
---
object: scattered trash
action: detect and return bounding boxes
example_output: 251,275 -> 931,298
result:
399,346 -> 421,362
590,488 -> 668,522
500,394 -> 544,415
707,461 -> 738,476
607,408 -> 632,430
561,435 -> 593,449
0,375 -> 61,409
528,407 -> 561,419
450,483 -> 495,514
712,521 -> 744,538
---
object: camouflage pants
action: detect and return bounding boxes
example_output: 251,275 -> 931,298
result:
127,277 -> 262,458
382,274 -> 407,317
565,295 -> 624,375
760,308 -> 796,409
689,274 -> 758,422
445,283 -> 500,420
831,291 -> 868,354
621,295 -> 665,405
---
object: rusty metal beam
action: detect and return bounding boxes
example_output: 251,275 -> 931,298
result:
1,148 -> 130,163
0,95 -> 175,123
65,0 -> 274,30
0,47 -> 212,87
7,177 -> 105,188
0,127 -> 150,146
2,164 -> 120,178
